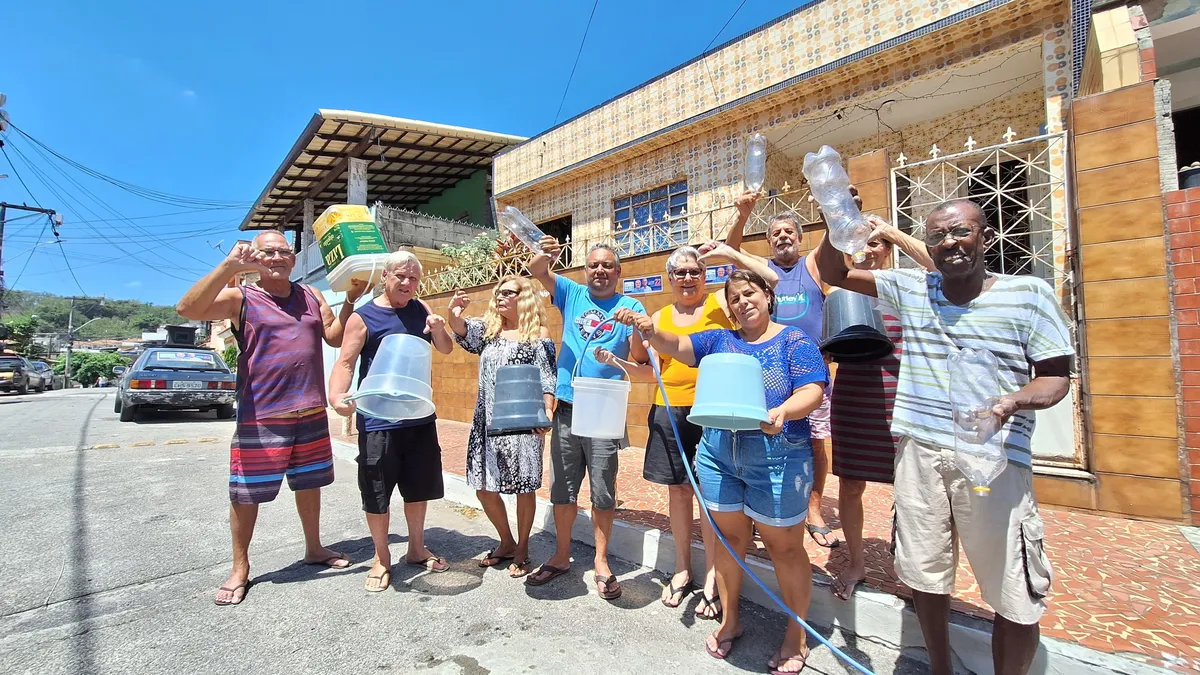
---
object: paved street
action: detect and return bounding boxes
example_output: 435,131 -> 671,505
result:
1,389 -> 934,675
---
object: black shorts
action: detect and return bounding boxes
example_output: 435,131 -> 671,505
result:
357,422 -> 444,514
643,404 -> 703,486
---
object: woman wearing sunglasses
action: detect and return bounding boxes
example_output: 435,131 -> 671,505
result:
597,242 -> 776,618
447,276 -> 556,579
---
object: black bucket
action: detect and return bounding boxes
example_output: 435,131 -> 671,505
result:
820,290 -> 893,363
487,364 -> 551,437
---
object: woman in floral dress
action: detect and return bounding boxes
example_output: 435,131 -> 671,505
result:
448,275 -> 556,578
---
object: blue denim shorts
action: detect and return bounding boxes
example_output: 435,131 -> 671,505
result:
694,428 -> 814,527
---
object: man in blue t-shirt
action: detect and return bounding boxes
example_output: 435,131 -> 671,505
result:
525,235 -> 645,600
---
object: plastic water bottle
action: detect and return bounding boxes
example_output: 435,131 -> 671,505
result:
802,145 -> 872,263
948,348 -> 1008,496
744,133 -> 767,193
497,205 -> 547,253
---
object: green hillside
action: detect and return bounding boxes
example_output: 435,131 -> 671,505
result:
1,290 -> 187,340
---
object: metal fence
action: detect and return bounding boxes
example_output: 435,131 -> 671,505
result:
417,186 -> 817,295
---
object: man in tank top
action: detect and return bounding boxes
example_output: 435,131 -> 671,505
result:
177,230 -> 369,607
725,190 -> 841,548
329,250 -> 455,592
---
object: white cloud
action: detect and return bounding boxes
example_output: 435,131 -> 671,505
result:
181,89 -> 197,101
125,280 -> 143,287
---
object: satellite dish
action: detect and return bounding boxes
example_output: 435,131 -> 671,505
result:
0,93 -> 7,108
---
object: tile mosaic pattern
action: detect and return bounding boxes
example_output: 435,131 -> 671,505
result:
495,0 -> 1065,194
498,7 -> 1064,250
331,416 -> 1200,673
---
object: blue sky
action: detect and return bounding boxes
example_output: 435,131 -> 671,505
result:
2,0 -> 800,306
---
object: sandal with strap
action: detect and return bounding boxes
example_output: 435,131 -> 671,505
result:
768,645 -> 810,674
595,574 -> 622,600
661,575 -> 693,608
695,592 -> 722,620
705,629 -> 743,660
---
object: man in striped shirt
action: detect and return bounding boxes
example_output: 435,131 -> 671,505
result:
816,199 -> 1073,675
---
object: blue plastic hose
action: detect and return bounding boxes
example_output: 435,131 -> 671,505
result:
576,318 -> 875,674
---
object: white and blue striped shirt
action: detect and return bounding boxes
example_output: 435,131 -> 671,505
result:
871,269 -> 1074,466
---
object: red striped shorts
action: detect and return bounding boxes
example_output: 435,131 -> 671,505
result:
229,407 -> 334,504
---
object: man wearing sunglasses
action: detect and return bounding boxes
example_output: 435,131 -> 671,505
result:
524,235 -> 645,601
178,230 -> 369,606
815,199 -> 1073,675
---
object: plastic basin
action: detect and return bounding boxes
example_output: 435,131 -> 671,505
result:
348,334 -> 435,422
687,353 -> 770,431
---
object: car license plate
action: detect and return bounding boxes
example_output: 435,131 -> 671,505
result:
172,381 -> 204,390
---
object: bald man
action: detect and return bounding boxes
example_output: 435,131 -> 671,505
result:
178,230 -> 368,606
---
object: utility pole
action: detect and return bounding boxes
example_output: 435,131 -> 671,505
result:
63,295 -> 104,388
0,202 -> 62,313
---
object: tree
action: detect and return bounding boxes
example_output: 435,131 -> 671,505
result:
53,351 -> 130,386
221,344 -> 239,372
3,316 -> 37,355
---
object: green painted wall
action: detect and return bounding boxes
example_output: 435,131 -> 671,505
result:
415,170 -> 492,227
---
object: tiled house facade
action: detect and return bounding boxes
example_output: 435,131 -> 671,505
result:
413,0 -> 1196,523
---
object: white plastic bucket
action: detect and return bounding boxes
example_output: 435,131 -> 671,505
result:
570,376 -> 631,439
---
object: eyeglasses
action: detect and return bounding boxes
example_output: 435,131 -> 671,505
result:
923,226 -> 975,247
256,248 -> 294,259
496,288 -> 520,298
671,269 -> 703,280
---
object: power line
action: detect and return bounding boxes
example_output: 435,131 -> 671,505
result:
55,240 -> 86,295
1,144 -> 46,209
10,122 -> 249,209
698,0 -> 749,102
553,0 -> 601,126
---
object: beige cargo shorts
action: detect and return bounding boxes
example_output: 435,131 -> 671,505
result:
892,436 -> 1052,625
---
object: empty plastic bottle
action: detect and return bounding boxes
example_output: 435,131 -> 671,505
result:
802,145 -> 872,263
948,348 -> 1008,496
744,133 -> 767,193
497,205 -> 547,253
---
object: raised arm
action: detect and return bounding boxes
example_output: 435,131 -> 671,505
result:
698,240 -> 779,287
527,235 -> 562,297
420,300 -> 454,355
813,227 -> 879,297
447,290 -> 471,338
612,308 -> 696,366
865,214 -> 936,271
176,242 -> 261,325
314,279 -> 369,348
329,313 -> 367,417
723,190 -> 765,253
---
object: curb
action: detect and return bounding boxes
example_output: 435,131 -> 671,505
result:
331,440 -> 1171,675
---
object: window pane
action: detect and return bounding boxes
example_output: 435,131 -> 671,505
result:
615,218 -> 630,232
632,191 -> 650,205
614,207 -> 629,221
614,196 -> 630,209
650,200 -> 668,222
669,204 -> 685,216
670,180 -> 688,194
632,204 -> 650,226
650,185 -> 669,200
669,192 -> 688,207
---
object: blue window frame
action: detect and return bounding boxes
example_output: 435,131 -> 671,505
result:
613,180 -> 688,256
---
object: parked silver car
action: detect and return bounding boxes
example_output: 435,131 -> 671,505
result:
113,348 -> 236,422
31,361 -> 63,390
0,356 -> 47,394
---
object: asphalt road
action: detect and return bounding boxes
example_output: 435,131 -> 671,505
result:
1,388 -> 936,675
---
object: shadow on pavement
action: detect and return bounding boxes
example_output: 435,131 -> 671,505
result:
68,394 -> 108,673
132,411 -> 229,425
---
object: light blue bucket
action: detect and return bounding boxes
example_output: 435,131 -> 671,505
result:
686,353 -> 770,431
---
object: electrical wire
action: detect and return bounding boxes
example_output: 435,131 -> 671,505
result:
698,0 -> 750,103
553,0 -> 601,126
1,144 -> 88,296
9,122 -> 249,209
3,141 -> 204,281
54,239 -> 87,295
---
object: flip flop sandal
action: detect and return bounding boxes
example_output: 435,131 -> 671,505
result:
595,574 -> 622,600
508,559 -> 533,578
768,646 -> 810,674
524,564 -> 570,586
406,556 -> 449,573
806,523 -> 842,548
661,577 -> 693,607
304,554 -> 351,568
214,582 -> 249,606
364,570 -> 391,593
696,593 -> 722,620
834,575 -> 867,601
705,630 -> 743,660
478,549 -> 515,568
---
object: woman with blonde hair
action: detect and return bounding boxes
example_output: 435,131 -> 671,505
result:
448,275 -> 556,577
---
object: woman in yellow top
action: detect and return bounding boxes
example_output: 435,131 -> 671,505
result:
598,241 -> 778,616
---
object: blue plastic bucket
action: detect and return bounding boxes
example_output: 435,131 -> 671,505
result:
687,353 -> 770,431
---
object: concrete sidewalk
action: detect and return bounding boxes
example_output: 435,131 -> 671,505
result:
332,418 -> 1189,675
